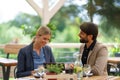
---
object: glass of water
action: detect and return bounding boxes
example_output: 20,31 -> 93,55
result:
83,64 -> 91,78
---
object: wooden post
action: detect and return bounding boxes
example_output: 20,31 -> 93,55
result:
26,0 -> 66,25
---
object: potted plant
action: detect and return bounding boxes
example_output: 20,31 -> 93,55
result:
45,63 -> 64,80
46,63 -> 64,74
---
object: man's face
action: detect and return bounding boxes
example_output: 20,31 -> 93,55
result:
78,30 -> 88,43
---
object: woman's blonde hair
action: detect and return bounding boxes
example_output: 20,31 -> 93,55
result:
36,26 -> 51,36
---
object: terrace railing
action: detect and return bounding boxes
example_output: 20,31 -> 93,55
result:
0,43 -> 120,62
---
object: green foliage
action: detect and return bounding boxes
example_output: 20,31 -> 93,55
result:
46,64 -> 64,74
82,0 -> 120,29
52,25 -> 79,43
99,19 -> 120,43
51,3 -> 81,32
21,23 -> 57,41
111,47 -> 120,55
0,49 -> 5,57
108,38 -> 120,57
21,24 -> 39,38
8,13 -> 41,28
47,23 -> 57,41
1,0 -> 120,63
109,45 -> 120,57
0,23 -> 31,44
52,48 -> 79,62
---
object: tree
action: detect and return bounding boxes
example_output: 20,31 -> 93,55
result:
81,0 -> 120,29
8,13 -> 41,28
78,0 -> 120,42
50,2 -> 81,32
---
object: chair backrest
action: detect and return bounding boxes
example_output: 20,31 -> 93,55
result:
114,53 -> 120,74
14,66 -> 17,78
4,44 -> 27,58
107,63 -> 118,75
4,44 -> 26,54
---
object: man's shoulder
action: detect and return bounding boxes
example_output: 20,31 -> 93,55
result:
80,41 -> 107,49
95,42 -> 106,48
94,42 -> 108,52
80,43 -> 85,48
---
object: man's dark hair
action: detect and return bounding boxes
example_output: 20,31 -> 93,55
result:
80,22 -> 98,40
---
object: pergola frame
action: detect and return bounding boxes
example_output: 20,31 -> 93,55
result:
26,0 -> 66,25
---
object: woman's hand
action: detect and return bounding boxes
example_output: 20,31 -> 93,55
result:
31,70 -> 36,75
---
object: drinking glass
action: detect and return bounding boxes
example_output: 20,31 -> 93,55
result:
65,63 -> 74,74
83,64 -> 91,78
34,65 -> 46,78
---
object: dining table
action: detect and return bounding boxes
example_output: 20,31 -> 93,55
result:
108,57 -> 120,64
16,73 -> 120,80
0,58 -> 17,80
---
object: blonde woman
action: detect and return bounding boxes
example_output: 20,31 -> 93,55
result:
16,26 -> 55,78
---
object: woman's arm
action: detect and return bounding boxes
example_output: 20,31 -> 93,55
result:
16,49 -> 32,78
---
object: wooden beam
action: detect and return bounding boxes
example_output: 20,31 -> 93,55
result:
42,0 -> 49,25
26,0 -> 43,18
26,0 -> 66,25
49,0 -> 66,19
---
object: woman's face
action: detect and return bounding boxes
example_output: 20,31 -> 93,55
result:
36,34 -> 51,47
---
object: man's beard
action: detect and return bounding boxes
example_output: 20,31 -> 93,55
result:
80,38 -> 88,43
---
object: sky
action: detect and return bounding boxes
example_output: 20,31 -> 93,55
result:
0,0 -> 37,23
0,0 -> 86,23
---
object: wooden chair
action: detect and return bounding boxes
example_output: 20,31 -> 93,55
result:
107,63 -> 118,75
0,44 -> 26,80
115,53 -> 120,75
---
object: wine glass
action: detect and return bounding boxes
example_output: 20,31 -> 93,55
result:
34,65 -> 46,79
65,63 -> 74,74
38,65 -> 46,78
83,64 -> 91,78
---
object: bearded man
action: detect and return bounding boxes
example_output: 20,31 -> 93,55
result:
78,22 -> 108,76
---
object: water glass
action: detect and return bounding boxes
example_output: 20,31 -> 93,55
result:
83,64 -> 91,78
